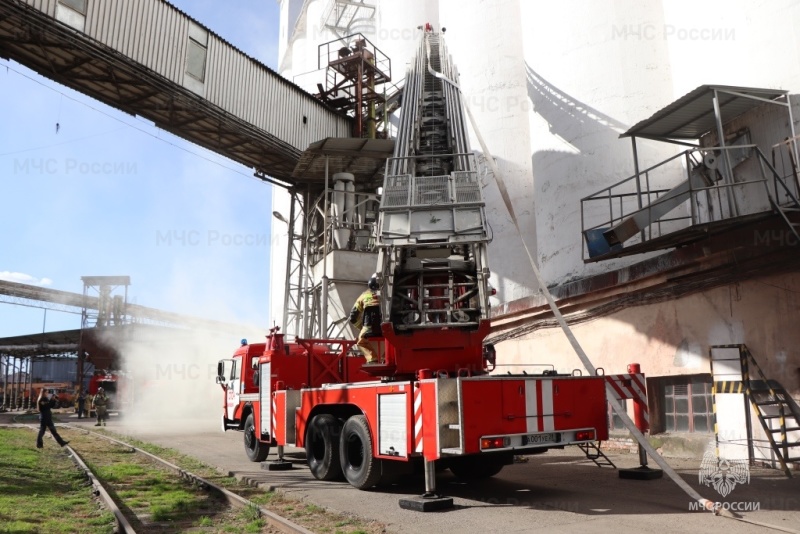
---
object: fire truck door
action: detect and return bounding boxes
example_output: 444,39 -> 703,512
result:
259,362 -> 271,438
218,358 -> 239,421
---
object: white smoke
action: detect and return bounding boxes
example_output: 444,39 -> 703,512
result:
100,322 -> 264,434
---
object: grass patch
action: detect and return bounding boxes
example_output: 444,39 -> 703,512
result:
0,428 -> 115,533
87,429 -> 387,533
32,429 -> 226,531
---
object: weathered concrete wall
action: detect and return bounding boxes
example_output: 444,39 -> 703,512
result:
517,0 -> 677,291
494,271 -> 800,397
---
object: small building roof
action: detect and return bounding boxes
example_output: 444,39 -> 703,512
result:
292,137 -> 395,186
621,85 -> 788,140
0,329 -> 81,356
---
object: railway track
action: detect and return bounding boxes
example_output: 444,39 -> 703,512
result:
11,421 -> 313,534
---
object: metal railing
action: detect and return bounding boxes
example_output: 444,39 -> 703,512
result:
581,145 -> 798,260
380,158 -> 482,210
317,32 -> 390,81
306,190 -> 381,267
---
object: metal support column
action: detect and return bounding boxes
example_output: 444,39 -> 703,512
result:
631,137 -> 645,241
321,156 -> 330,337
740,353 -> 756,465
713,90 -> 740,217
1,355 -> 8,410
23,356 -> 31,410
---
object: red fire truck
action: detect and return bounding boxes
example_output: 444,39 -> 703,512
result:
217,327 -> 608,491
87,370 -> 132,413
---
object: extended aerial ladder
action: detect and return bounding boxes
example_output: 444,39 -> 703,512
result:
372,29 -> 493,377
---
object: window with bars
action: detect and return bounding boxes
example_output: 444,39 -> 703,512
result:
658,376 -> 713,433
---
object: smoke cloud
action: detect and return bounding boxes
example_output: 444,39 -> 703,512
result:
100,323 -> 264,434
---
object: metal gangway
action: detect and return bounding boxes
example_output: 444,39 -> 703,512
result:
0,0 -> 351,183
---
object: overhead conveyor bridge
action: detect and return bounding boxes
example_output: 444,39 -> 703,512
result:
0,0 -> 352,183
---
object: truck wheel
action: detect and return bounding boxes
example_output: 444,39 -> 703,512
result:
340,415 -> 381,490
244,413 -> 269,462
305,414 -> 343,481
449,456 -> 505,479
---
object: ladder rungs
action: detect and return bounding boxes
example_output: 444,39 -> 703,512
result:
732,345 -> 800,476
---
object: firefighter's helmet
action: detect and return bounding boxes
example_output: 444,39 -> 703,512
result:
368,273 -> 379,290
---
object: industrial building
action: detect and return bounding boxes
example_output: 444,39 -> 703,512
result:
0,0 -> 797,473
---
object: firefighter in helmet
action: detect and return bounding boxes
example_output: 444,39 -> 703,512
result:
92,387 -> 108,427
349,273 -> 382,363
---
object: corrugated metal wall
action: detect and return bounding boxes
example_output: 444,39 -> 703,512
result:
22,0 -> 350,150
23,0 -> 58,15
30,358 -> 78,383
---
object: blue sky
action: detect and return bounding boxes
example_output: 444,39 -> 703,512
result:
0,0 -> 280,338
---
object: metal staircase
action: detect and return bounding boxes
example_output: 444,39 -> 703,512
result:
577,442 -> 617,469
713,344 -> 800,477
769,137 -> 800,242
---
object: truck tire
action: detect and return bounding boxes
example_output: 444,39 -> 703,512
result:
340,415 -> 381,490
244,413 -> 270,462
305,414 -> 343,480
449,456 -> 505,479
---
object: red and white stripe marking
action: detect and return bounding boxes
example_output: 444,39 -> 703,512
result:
414,387 -> 423,453
524,380 -> 555,432
605,374 -> 649,424
271,395 -> 277,437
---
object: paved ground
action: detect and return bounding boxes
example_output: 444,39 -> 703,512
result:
5,410 -> 799,533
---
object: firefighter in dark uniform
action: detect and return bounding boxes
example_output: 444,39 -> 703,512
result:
36,388 -> 69,448
349,273 -> 382,363
76,387 -> 87,419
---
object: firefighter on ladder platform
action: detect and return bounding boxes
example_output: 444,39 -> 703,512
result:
349,273 -> 382,364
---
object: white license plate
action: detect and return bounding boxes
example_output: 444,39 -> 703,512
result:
522,432 -> 558,445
